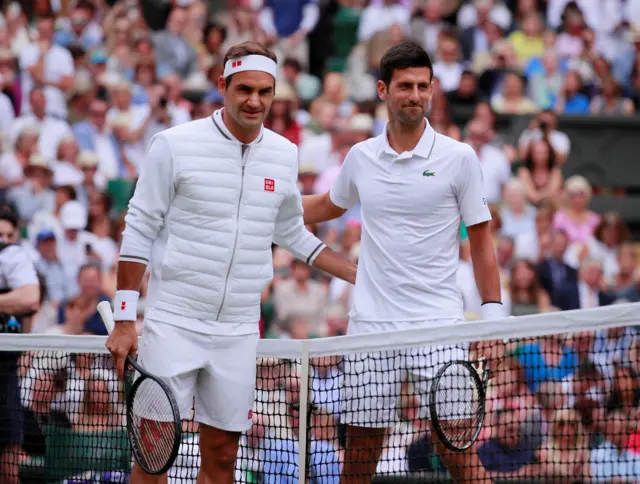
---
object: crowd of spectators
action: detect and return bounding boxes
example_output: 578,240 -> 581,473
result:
1,0 -> 640,482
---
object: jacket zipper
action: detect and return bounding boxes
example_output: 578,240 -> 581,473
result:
216,144 -> 249,320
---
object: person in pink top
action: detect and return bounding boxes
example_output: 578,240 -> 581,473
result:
552,175 -> 600,244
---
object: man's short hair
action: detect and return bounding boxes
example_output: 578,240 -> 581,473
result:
223,41 -> 277,87
380,40 -> 433,86
0,204 -> 19,229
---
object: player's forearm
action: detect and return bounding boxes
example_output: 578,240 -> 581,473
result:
302,193 -> 345,225
0,284 -> 40,314
312,247 -> 357,285
467,224 -> 501,304
116,261 -> 147,292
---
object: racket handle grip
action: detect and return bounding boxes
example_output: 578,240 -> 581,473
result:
97,301 -> 116,334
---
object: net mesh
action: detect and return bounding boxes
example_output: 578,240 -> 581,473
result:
0,304 -> 638,483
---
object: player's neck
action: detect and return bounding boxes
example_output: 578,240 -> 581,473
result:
222,108 -> 261,145
386,118 -> 426,154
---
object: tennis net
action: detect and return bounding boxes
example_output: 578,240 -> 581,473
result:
0,303 -> 638,483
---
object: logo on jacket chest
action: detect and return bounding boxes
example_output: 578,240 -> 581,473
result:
264,178 -> 275,192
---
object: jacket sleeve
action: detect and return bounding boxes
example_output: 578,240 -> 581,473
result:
273,157 -> 326,265
119,134 -> 176,265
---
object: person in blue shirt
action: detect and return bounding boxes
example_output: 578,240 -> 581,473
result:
261,403 -> 340,484
478,406 -> 538,476
555,71 -> 590,114
511,335 -> 579,393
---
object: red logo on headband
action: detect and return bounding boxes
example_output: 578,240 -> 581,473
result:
121,302 -> 126,310
264,179 -> 275,192
232,60 -> 242,68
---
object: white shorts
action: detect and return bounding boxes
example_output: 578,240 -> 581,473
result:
137,318 -> 259,432
341,320 -> 470,428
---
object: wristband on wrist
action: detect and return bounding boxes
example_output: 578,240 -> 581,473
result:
480,301 -> 506,321
113,290 -> 139,321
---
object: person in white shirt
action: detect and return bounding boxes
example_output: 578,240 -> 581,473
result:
9,88 -> 72,162
105,41 -> 356,484
302,41 -> 503,484
18,14 -> 74,119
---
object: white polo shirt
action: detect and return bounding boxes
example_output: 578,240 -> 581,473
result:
330,120 -> 491,327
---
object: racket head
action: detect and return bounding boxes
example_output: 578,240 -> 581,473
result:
125,356 -> 182,475
429,360 -> 487,452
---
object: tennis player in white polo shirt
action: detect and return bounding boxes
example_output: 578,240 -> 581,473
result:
303,41 -> 504,483
106,41 -> 356,484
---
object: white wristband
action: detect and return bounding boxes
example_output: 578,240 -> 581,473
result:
113,290 -> 139,321
481,302 -> 506,321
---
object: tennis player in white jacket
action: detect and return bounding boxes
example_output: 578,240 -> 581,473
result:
106,41 -> 356,484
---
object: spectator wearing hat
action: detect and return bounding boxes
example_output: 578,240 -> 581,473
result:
298,162 -> 319,195
7,153 -> 55,222
8,88 -> 73,162
34,228 -> 75,306
57,200 -> 96,284
553,175 -> 600,244
264,82 -> 302,145
0,125 -> 39,188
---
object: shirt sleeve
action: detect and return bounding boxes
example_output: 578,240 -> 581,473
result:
456,145 -> 492,227
273,151 -> 326,265
119,134 -> 176,264
57,48 -> 75,77
1,246 -> 39,289
329,148 -> 359,210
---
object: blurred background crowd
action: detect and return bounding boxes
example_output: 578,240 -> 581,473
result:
1,0 -> 640,481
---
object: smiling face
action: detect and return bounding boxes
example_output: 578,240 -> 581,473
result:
219,70 -> 275,131
377,66 -> 433,127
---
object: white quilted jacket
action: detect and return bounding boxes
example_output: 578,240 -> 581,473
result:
119,109 -> 325,327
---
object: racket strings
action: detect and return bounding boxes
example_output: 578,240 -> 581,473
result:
433,363 -> 483,448
129,378 -> 179,473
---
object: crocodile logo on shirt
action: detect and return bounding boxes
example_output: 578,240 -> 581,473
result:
422,170 -> 436,177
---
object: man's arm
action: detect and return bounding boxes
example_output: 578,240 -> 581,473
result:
466,222 -> 501,305
456,145 -> 506,320
117,133 -> 175,296
108,134 -> 174,379
302,148 -> 358,225
302,192 -> 347,225
274,161 -> 356,284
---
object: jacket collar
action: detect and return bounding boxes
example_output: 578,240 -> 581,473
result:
211,108 -> 264,146
378,118 -> 436,160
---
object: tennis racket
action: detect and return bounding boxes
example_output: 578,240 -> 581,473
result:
97,301 -> 182,475
428,358 -> 490,452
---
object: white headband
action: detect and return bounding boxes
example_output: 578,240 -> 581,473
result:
223,55 -> 277,79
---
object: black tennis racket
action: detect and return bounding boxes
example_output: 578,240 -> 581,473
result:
98,301 -> 182,475
429,358 -> 490,452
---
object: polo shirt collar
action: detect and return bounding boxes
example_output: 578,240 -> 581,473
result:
378,118 -> 436,160
211,108 -> 264,146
